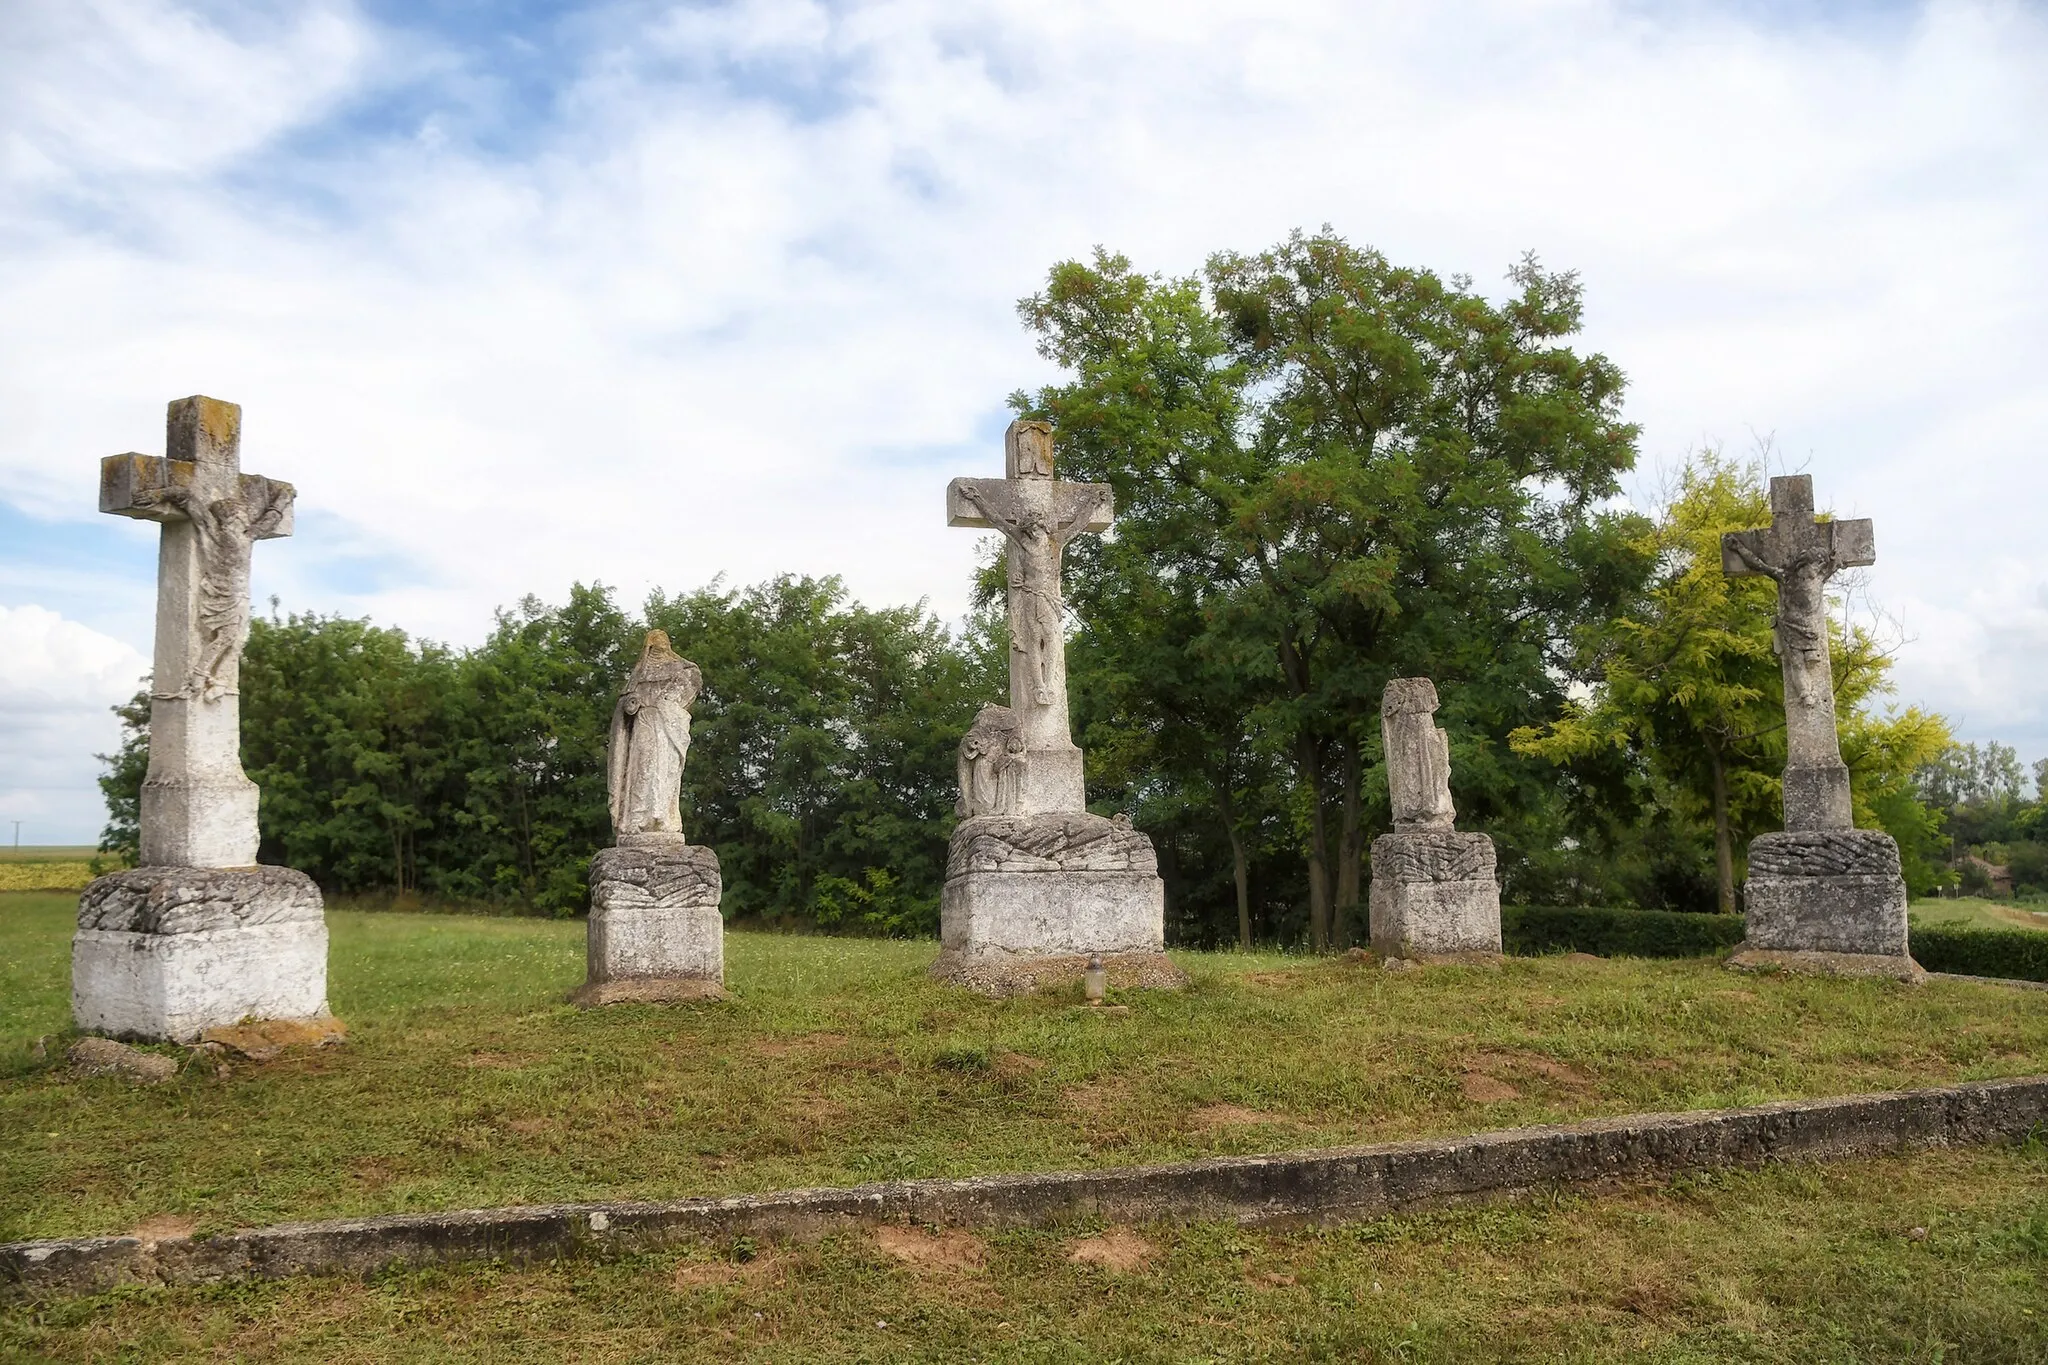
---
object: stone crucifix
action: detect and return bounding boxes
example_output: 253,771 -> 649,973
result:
100,396 -> 297,867
1721,474 -> 1874,833
947,419 -> 1111,815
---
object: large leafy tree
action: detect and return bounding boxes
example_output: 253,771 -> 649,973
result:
1020,231 -> 1649,948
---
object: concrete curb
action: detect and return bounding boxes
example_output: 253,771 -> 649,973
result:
6,1075 -> 2045,1298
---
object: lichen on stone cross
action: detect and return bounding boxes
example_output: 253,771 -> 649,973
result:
1720,474 -> 1875,833
99,396 -> 297,867
946,420 -> 1112,814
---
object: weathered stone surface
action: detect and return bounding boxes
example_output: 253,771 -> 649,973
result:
583,841 -> 723,1001
1382,677 -> 1455,830
939,421 -> 1169,987
1740,829 -> 1913,966
1369,829 -> 1496,884
589,844 -> 722,911
1722,475 -> 1874,835
1369,677 -> 1502,962
1747,829 -> 1901,879
946,813 -> 1158,878
938,867 -> 1166,960
1721,478 -> 1915,972
607,631 -> 702,844
10,1075 -> 2044,1297
101,398 -> 296,869
1369,831 -> 1503,961
77,865 -> 324,936
65,1037 -> 176,1085
72,865 -> 329,1042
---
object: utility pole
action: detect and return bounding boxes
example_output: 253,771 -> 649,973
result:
10,820 -> 20,848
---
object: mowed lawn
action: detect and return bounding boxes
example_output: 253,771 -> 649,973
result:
9,1144 -> 2048,1362
1912,896 -> 2048,935
5,891 -> 2048,1247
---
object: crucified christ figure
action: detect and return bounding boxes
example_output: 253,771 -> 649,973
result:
133,478 -> 293,701
956,481 -> 1108,707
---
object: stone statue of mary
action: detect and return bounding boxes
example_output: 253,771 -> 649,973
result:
607,630 -> 703,845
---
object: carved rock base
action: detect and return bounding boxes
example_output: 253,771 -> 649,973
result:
1738,830 -> 1917,973
72,865 -> 330,1042
1368,830 -> 1503,962
935,814 -> 1177,993
581,844 -> 725,1005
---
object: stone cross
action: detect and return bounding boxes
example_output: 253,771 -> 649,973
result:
1721,474 -> 1874,832
947,420 -> 1112,781
100,397 -> 296,867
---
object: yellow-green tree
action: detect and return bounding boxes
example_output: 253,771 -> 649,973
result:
1513,452 -> 1949,911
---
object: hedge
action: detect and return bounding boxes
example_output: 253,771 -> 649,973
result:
1502,905 -> 1745,959
1502,904 -> 2048,982
1907,924 -> 2048,983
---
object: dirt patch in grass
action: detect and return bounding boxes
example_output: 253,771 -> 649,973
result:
671,1253 -> 787,1290
1187,1103 -> 1295,1131
127,1214 -> 198,1243
751,1032 -> 849,1059
1461,1073 -> 1521,1102
992,1051 -> 1045,1083
1067,1227 -> 1157,1272
1467,1050 -> 1594,1088
874,1225 -> 986,1274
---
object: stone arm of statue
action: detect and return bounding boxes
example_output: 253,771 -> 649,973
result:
1723,535 -> 1783,582
1049,488 -> 1109,547
249,479 -> 294,538
129,482 -> 196,517
957,482 -> 1026,540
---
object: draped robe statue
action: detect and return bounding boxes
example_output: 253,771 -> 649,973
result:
606,630 -> 702,843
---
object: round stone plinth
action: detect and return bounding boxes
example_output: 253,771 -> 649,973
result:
929,948 -> 1188,997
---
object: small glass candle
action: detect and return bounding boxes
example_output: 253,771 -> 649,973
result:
1083,954 -> 1107,1005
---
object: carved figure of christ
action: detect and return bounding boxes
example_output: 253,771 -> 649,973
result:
100,396 -> 297,867
947,420 -> 1112,753
1721,474 -> 1875,833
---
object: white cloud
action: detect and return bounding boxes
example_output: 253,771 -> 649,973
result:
1,0 -> 2045,833
0,604 -> 148,843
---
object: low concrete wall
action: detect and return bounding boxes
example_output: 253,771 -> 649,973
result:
7,1075 -> 2045,1298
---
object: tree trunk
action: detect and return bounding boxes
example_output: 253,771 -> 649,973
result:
1711,749 -> 1737,917
1296,733 -> 1333,951
1220,787 -> 1251,951
1334,741 -> 1364,948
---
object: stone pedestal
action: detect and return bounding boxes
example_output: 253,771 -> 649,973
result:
1729,830 -> 1921,981
1368,830 -> 1502,963
72,866 -> 330,1042
931,813 -> 1183,994
574,841 -> 726,1005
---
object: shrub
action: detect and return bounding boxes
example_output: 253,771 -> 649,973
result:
1908,925 -> 2048,983
1503,905 -> 1745,959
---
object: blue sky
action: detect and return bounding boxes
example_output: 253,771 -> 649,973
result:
2,0 -> 2045,843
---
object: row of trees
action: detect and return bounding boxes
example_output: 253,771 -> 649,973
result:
98,229 -> 1957,942
1916,741 -> 2048,896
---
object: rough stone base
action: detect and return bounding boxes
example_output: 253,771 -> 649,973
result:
929,947 -> 1188,995
1728,947 -> 1926,983
1369,830 -> 1503,960
72,865 -> 329,1043
1742,829 -> 1915,967
582,844 -> 724,1003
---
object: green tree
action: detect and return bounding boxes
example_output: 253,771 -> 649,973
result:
1019,230 -> 1648,947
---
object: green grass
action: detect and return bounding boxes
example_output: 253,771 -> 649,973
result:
6,1143 -> 2046,1361
0,847 -> 99,863
7,890 -> 2048,1248
1911,896 -> 2048,935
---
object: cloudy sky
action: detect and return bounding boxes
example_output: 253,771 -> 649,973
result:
2,0 -> 2044,844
